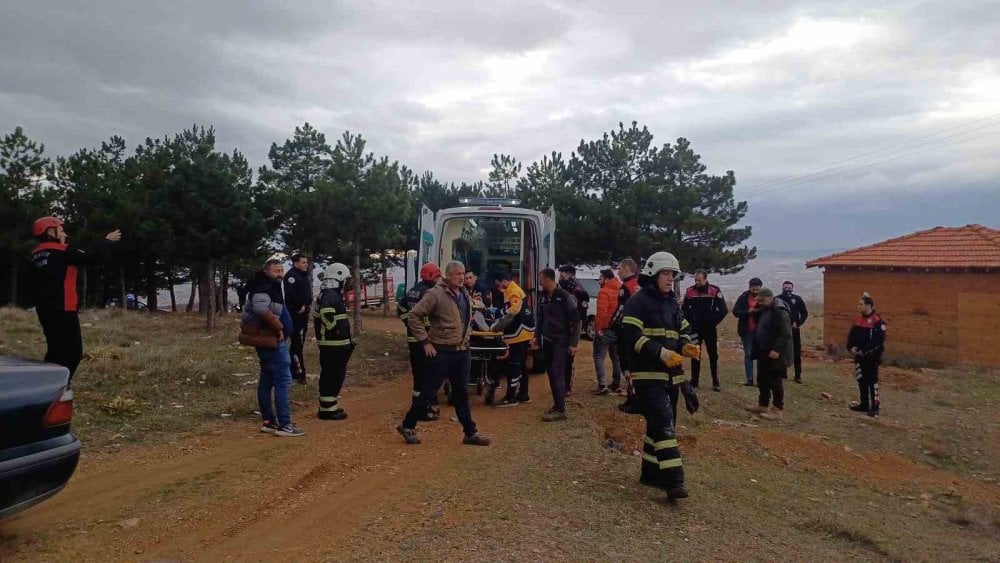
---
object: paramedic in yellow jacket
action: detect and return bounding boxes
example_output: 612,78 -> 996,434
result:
490,271 -> 536,406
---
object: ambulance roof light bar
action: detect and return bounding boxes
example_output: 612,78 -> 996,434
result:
458,197 -> 521,207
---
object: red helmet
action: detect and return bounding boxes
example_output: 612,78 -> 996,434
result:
32,216 -> 63,238
420,262 -> 441,282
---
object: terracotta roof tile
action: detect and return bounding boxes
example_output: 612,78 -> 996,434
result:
806,224 -> 1000,269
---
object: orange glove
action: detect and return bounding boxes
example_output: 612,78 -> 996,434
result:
682,343 -> 701,359
659,349 -> 685,368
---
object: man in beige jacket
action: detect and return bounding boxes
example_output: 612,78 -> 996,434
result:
397,261 -> 491,446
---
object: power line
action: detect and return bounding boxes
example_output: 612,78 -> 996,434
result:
740,112 -> 1000,195
744,128 -> 1000,200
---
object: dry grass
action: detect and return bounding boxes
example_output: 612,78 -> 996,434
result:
0,307 -> 407,450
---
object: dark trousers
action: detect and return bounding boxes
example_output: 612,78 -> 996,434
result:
289,311 -> 309,380
792,328 -> 802,379
543,340 -> 569,412
635,381 -> 685,491
318,345 -> 352,413
855,359 -> 880,411
407,343 -> 439,407
757,358 -> 786,410
403,348 -> 477,436
504,342 -> 529,401
37,310 -> 83,380
690,324 -> 719,388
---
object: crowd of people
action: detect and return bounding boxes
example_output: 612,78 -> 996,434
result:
24,215 -> 889,503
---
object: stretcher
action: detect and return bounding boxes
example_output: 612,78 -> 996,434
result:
444,310 -> 509,405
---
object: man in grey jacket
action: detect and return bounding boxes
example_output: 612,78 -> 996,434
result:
397,261 -> 491,447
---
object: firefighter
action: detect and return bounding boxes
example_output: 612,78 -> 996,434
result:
28,216 -> 121,380
777,281 -> 809,383
682,269 -> 728,392
490,271 -> 535,406
283,253 -> 313,384
611,258 -> 640,410
557,265 -> 590,395
313,263 -> 354,420
397,263 -> 441,421
619,251 -> 701,502
848,293 -> 886,418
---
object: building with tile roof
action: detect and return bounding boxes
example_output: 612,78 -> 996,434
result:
807,225 -> 1000,367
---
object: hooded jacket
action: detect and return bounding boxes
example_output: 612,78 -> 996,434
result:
754,299 -> 793,366
595,277 -> 622,333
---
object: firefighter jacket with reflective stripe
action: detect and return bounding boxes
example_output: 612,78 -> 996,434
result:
29,240 -> 111,312
610,274 -> 640,333
397,280 -> 434,343
620,286 -> 696,384
847,313 -> 887,361
313,288 -> 353,347
498,280 -> 535,344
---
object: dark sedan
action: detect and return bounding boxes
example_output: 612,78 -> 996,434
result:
0,357 -> 81,518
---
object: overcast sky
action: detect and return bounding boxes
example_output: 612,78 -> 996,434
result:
2,1 -> 998,252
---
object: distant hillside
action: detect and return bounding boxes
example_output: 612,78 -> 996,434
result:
710,248 -> 839,302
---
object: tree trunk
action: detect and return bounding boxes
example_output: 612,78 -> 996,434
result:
8,255 -> 18,306
352,241 -> 362,335
119,265 -> 127,312
202,262 -> 215,330
145,260 -> 158,312
382,262 -> 389,317
168,271 -> 177,312
186,273 -> 197,312
221,268 -> 230,313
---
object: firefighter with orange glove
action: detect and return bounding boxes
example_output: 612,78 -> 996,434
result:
619,251 -> 700,502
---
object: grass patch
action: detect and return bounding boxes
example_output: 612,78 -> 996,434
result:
796,519 -> 897,560
0,307 -> 408,449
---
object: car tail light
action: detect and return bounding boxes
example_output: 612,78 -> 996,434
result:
43,386 -> 74,428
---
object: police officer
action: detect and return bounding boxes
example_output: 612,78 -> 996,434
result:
283,253 -> 313,384
28,216 -> 121,380
557,265 -> 590,395
777,281 -> 809,383
397,263 -> 442,421
848,292 -> 886,418
313,263 -> 354,420
682,269 -> 728,392
619,252 -> 701,502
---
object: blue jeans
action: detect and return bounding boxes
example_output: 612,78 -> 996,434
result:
741,332 -> 755,383
257,341 -> 293,427
593,332 -> 622,388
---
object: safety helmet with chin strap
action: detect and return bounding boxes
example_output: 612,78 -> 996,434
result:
32,216 -> 63,238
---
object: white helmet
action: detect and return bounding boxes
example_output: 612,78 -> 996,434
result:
321,263 -> 351,283
641,251 -> 681,277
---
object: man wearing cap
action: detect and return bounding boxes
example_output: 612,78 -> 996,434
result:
777,281 -> 809,383
557,265 -> 590,395
745,288 -> 793,420
283,253 -> 313,385
732,278 -> 763,386
28,216 -> 121,380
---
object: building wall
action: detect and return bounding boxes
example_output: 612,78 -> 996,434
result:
821,269 -> 1000,367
